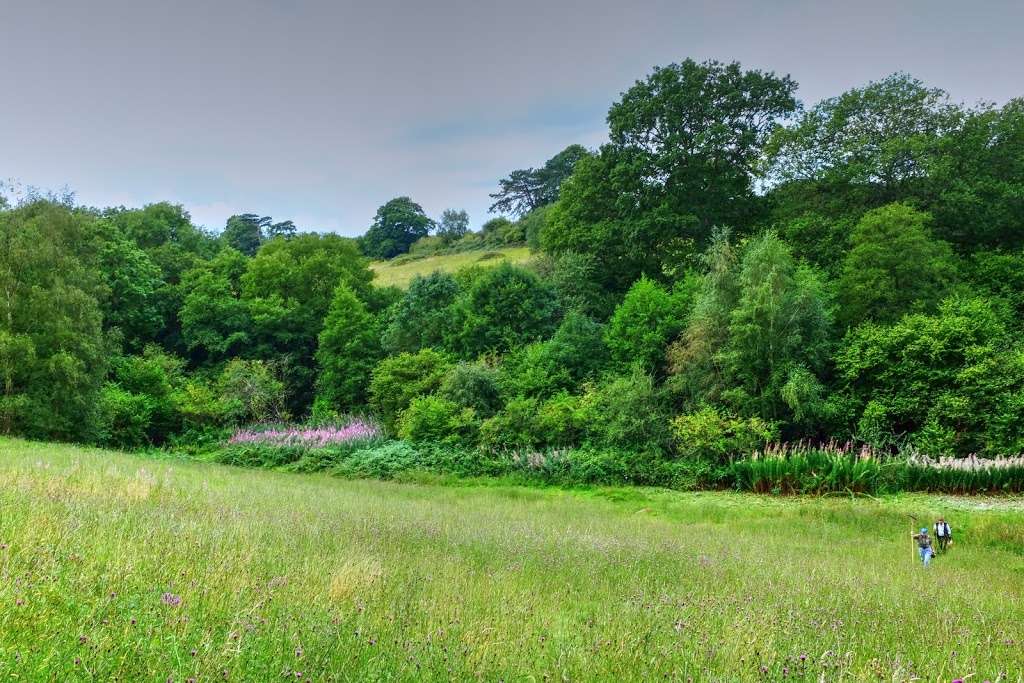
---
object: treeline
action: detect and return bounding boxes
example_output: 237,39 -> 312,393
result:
2,59 -> 1024,469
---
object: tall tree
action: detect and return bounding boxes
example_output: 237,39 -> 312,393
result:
360,197 -> 433,259
837,203 -> 956,327
436,209 -> 469,242
489,145 -> 590,217
222,213 -> 267,256
764,73 -> 961,199
543,60 -> 798,292
0,200 -> 108,440
314,283 -> 382,413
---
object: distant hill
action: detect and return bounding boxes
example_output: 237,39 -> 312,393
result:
370,246 -> 532,288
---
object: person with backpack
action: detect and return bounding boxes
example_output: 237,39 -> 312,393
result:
912,527 -> 934,567
934,517 -> 953,554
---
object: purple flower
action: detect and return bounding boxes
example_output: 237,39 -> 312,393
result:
161,592 -> 182,607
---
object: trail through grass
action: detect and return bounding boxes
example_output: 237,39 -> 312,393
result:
1,438 -> 1022,681
370,247 -> 532,288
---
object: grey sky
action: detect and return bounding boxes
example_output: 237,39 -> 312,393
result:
2,0 -> 1022,235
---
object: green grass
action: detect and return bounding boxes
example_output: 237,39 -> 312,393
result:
1,438 -> 1023,681
370,246 -> 532,287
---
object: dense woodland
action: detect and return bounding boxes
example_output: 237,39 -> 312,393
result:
3,59 -> 1024,475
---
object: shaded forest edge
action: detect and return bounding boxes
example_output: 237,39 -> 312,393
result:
3,61 -> 1024,494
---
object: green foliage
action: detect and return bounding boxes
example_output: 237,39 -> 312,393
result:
361,197 -> 433,259
534,251 -> 614,319
216,359 -> 289,425
545,60 -> 798,294
670,231 -> 832,426
489,145 -> 590,217
222,214 -> 265,256
368,348 -> 452,431
0,200 -> 108,441
97,231 -> 163,351
314,284 -> 381,412
519,205 -> 550,251
929,98 -> 1024,249
179,249 -> 253,360
838,203 -> 956,326
451,263 -> 560,357
381,271 -> 460,354
397,395 -> 478,446
764,73 -> 960,197
836,296 -> 1024,455
437,362 -> 501,418
578,369 -> 671,455
671,405 -> 777,462
964,248 -> 1024,320
605,276 -> 694,373
436,208 -> 470,242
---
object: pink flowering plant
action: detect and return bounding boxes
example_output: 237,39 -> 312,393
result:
228,420 -> 381,449
219,418 -> 383,468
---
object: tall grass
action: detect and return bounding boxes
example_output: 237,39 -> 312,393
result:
727,442 -> 1024,494
1,437 -> 1023,680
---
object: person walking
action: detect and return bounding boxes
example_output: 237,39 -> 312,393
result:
912,527 -> 934,567
934,517 -> 952,554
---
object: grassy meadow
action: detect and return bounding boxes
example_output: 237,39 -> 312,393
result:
370,246 -> 532,287
1,438 -> 1023,681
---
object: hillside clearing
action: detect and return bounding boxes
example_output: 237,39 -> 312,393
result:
0,438 -> 1022,681
370,246 -> 532,287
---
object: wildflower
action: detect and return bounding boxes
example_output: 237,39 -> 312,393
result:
161,592 -> 182,607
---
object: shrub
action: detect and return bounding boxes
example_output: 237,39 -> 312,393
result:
533,392 -> 585,447
97,383 -> 154,449
333,441 -> 424,479
216,359 -> 289,425
314,283 -> 381,412
368,348 -> 452,431
498,342 -> 572,399
836,296 -> 1024,455
605,276 -> 693,373
381,272 -> 460,354
437,362 -> 501,418
671,406 -> 778,462
451,263 -> 560,357
479,397 -> 541,449
397,395 -> 479,446
579,369 -> 671,455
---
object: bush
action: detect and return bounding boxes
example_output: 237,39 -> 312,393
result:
450,263 -> 560,357
332,441 -> 425,479
314,283 -> 381,412
437,362 -> 501,417
671,406 -> 778,462
836,296 -> 1024,455
605,276 -> 693,373
216,359 -> 289,425
368,348 -> 452,431
97,384 -> 154,449
397,395 -> 479,446
579,369 -> 671,455
479,397 -> 541,449
381,272 -> 460,354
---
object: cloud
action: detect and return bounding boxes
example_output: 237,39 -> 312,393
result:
1,0 -> 1021,235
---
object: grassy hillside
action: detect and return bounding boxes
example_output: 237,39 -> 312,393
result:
1,438 -> 1022,681
370,246 -> 532,287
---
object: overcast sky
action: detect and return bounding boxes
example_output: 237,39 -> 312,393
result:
2,0 -> 1022,235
